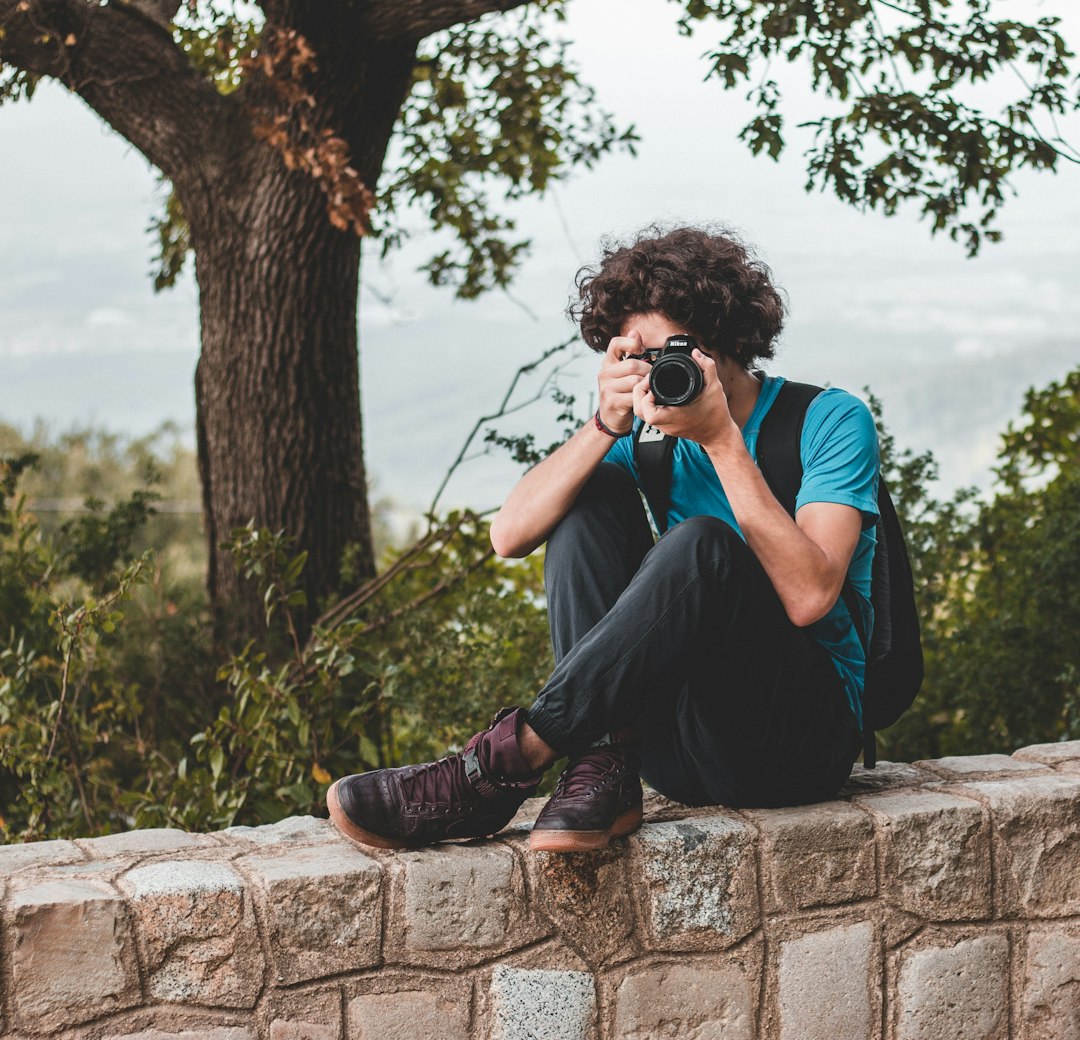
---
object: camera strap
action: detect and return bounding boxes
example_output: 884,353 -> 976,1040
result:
633,423 -> 677,534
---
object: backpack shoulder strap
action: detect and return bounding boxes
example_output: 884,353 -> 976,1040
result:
633,423 -> 677,534
755,380 -> 825,517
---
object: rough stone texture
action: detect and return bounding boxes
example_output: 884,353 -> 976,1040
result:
1013,741 -> 1080,767
894,933 -> 1010,1040
0,838 -> 84,873
102,1031 -> 256,1040
222,815 -> 340,846
398,842 -> 516,952
262,985 -> 341,1040
776,921 -> 875,1040
241,843 -> 382,984
75,827 -> 206,858
348,987 -> 471,1040
631,815 -> 759,951
745,801 -> 876,911
1020,924 -> 1080,1040
839,760 -> 930,795
343,972 -> 472,1040
269,1024 -> 337,1040
10,878 -> 140,1031
917,755 -> 1049,778
524,843 -> 637,967
490,966 -> 596,1040
612,958 -> 758,1039
964,775 -> 1080,917
854,789 -> 991,919
120,859 -> 264,1008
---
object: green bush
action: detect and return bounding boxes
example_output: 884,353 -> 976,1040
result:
881,367 -> 1080,760
0,440 -> 553,836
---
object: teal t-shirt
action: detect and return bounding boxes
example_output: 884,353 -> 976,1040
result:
603,375 -> 880,727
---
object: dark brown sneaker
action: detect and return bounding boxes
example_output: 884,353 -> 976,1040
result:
529,731 -> 643,852
327,707 -> 544,849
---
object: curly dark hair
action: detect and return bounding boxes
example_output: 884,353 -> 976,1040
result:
569,225 -> 786,368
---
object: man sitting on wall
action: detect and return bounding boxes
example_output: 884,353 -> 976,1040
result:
328,224 -> 879,852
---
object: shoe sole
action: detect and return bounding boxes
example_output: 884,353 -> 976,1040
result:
327,779 -> 413,850
528,806 -> 644,853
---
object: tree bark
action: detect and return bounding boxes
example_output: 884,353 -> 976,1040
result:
185,38 -> 416,645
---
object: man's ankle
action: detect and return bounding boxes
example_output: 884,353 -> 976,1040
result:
518,720 -> 559,772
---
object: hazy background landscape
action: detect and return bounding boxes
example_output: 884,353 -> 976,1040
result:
3,0 -> 1078,524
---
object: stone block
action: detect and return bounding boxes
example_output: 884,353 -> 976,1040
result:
489,966 -> 595,1040
631,814 -> 758,951
777,921 -> 875,1040
1020,924 -> 1080,1040
0,838 -> 84,873
854,789 -> 990,919
613,959 -> 756,1039
744,801 -> 876,911
527,844 -> 636,966
840,760 -> 929,795
964,775 -> 1080,917
348,987 -> 470,1040
1014,741 -> 1080,767
120,859 -> 264,1008
264,985 -> 342,1040
400,842 -> 516,951
221,815 -> 340,846
270,1024 -> 337,1040
894,933 -> 1009,1040
242,843 -> 382,984
102,1031 -> 255,1040
917,754 -> 1048,778
10,878 -> 140,1031
76,827 -> 206,858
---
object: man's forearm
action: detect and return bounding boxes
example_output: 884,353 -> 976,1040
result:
704,436 -> 853,627
489,418 -> 620,558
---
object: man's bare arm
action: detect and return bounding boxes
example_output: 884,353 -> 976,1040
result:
490,334 -> 650,558
703,440 -> 862,626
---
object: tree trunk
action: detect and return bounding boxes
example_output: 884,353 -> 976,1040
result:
183,32 -> 415,647
191,162 -> 372,644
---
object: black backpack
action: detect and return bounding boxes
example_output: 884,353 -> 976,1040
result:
634,380 -> 923,768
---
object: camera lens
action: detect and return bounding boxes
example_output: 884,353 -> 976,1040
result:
650,354 -> 704,406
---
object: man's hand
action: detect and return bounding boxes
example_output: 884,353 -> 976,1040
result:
632,347 -> 740,451
597,330 -> 652,436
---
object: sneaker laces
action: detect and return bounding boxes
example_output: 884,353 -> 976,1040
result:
556,746 -> 627,797
399,753 -> 473,812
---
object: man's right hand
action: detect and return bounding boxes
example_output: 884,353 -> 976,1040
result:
597,329 -> 652,436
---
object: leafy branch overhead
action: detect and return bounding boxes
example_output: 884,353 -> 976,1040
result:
679,0 -> 1079,254
52,0 -> 637,296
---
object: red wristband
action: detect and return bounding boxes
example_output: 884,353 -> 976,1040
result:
594,410 -> 629,438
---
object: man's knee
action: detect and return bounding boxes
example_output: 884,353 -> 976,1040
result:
575,461 -> 641,512
549,462 -> 643,542
660,514 -> 743,553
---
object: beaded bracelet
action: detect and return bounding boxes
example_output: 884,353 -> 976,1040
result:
594,410 -> 630,438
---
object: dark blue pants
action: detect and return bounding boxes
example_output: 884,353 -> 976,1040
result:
526,463 -> 862,808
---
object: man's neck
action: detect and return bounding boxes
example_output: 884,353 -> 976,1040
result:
723,366 -> 764,430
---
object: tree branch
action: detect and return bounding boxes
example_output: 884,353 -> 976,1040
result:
359,0 -> 533,43
0,0 -> 237,182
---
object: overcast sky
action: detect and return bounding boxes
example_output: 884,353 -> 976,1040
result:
1,0 -> 1078,518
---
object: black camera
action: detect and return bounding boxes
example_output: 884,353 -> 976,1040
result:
640,334 -> 705,406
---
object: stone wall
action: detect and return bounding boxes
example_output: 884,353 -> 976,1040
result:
3,743 -> 1080,1039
